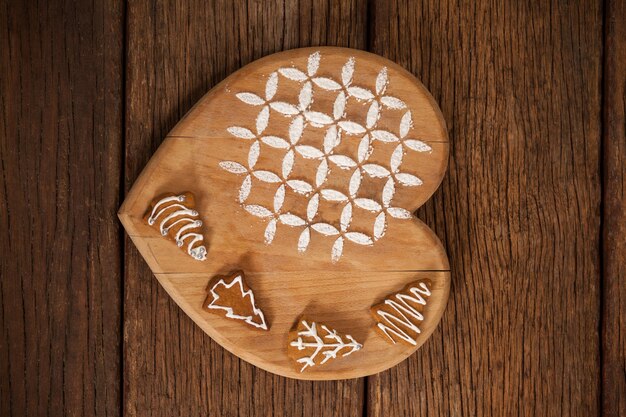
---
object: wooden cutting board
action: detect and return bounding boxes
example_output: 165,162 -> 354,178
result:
119,47 -> 450,380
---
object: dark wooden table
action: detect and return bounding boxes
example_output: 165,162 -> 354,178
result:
1,1 -> 624,416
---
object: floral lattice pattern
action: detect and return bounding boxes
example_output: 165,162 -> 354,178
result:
219,51 -> 432,262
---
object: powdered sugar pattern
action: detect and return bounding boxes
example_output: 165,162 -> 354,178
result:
219,52 -> 432,262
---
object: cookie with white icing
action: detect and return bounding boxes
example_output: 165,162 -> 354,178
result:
288,319 -> 362,372
371,279 -> 431,346
203,271 -> 268,330
144,192 -> 207,261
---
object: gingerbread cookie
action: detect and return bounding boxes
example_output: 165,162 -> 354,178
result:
288,319 -> 362,372
144,192 -> 207,261
371,279 -> 431,346
203,271 -> 268,330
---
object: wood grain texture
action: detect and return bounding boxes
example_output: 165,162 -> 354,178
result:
0,0 -> 124,416
602,0 -> 626,415
2,0 -> 616,415
367,1 -> 602,416
124,1 -> 367,415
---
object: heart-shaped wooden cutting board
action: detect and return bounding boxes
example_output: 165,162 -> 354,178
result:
119,47 -> 450,380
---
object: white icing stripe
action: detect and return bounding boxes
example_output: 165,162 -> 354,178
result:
206,274 -> 268,330
376,282 -> 431,346
165,217 -> 196,233
159,209 -> 198,234
150,203 -> 189,227
147,194 -> 207,261
147,195 -> 184,224
179,232 -> 202,246
174,220 -> 202,242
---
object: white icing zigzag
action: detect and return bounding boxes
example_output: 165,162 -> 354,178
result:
289,320 -> 362,372
147,194 -> 207,261
220,51 -> 433,262
205,273 -> 268,330
375,281 -> 431,346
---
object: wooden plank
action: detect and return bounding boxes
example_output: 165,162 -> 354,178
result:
602,0 -> 626,415
0,0 -> 124,416
367,1 -> 602,416
124,1 -> 366,415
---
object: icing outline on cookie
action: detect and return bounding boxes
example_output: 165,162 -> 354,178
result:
205,272 -> 268,330
373,280 -> 431,346
146,193 -> 207,261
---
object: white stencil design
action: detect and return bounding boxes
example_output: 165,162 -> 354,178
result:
289,320 -> 362,372
220,51 -> 433,261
